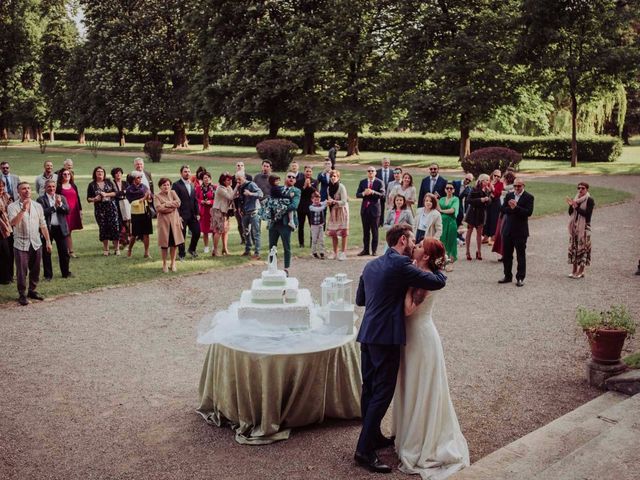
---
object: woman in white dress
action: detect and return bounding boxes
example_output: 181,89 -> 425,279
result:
393,237 -> 469,480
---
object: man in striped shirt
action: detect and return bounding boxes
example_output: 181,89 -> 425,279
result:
7,182 -> 51,306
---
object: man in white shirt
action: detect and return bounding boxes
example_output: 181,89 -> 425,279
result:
35,161 -> 58,196
7,182 -> 52,305
133,157 -> 154,194
37,180 -> 71,280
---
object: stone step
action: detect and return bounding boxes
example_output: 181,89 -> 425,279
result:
452,391 -> 629,480
532,395 -> 640,479
605,369 -> 640,396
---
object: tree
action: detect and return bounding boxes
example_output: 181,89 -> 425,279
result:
40,0 -> 79,141
329,0 -> 403,156
0,0 -> 46,141
396,0 -> 522,160
520,0 -> 640,166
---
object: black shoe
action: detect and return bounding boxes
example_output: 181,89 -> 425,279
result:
18,295 -> 29,306
635,267 -> 640,276
516,279 -> 524,287
27,291 -> 44,301
354,452 -> 392,474
498,277 -> 512,284
62,272 -> 74,278
44,277 -> 52,282
374,435 -> 396,450
178,255 -> 185,262
0,280 -> 10,285
320,253 -> 325,259
371,251 -> 378,256
357,251 -> 370,256
188,251 -> 198,259
241,251 -> 250,256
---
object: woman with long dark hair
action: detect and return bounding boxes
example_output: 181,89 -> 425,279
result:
464,174 -> 491,260
87,166 -> 120,256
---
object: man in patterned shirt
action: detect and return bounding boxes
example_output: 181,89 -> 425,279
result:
7,182 -> 51,306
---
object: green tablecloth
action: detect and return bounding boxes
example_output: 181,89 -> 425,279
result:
197,339 -> 362,444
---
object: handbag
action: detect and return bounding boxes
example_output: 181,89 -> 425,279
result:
147,202 -> 157,219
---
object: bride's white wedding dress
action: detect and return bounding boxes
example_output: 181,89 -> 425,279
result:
392,292 -> 470,480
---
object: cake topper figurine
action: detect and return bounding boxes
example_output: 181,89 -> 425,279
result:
268,246 -> 278,273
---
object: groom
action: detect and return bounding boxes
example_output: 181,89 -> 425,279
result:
354,223 -> 447,473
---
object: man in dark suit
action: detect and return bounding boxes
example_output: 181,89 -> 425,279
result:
37,180 -> 71,279
295,165 -> 318,248
356,167 -> 385,256
498,178 -> 534,287
172,165 -> 200,260
418,163 -> 448,207
354,223 -> 447,473
375,157 -> 392,216
1,161 -> 20,202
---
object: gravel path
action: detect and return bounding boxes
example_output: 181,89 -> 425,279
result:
1,175 -> 638,480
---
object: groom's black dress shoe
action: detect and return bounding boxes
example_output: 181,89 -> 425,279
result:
374,435 -> 396,449
354,452 -> 392,474
357,250 -> 370,256
516,279 -> 524,287
498,277 -> 512,284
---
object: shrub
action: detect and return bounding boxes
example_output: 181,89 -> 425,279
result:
256,139 -> 299,171
52,129 -> 622,162
143,140 -> 163,163
461,147 -> 522,177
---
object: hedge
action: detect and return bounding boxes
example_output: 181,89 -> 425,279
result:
51,130 -> 622,162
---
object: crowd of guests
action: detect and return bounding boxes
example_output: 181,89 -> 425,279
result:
0,153 -> 603,305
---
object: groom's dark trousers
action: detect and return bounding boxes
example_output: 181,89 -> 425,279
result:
355,247 -> 447,456
358,344 -> 401,454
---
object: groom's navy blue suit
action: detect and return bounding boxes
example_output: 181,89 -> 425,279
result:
355,248 -> 447,456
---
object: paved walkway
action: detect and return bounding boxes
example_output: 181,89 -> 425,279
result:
1,175 -> 638,479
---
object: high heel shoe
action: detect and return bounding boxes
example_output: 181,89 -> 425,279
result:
466,252 -> 472,261
222,249 -> 229,256
476,252 -> 483,260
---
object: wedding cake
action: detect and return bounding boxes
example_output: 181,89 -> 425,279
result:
237,247 -> 313,329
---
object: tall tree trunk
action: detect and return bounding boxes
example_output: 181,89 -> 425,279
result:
347,128 -> 360,156
268,118 -> 280,138
35,127 -> 43,142
151,130 -> 159,142
202,123 -> 210,150
22,124 -> 31,142
459,123 -> 471,161
49,121 -> 54,142
118,125 -> 126,147
1,128 -> 7,141
570,89 -> 578,168
78,127 -> 85,144
172,122 -> 188,148
303,125 -> 316,155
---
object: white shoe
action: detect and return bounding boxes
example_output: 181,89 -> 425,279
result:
204,247 -> 210,254
337,252 -> 346,261
327,252 -> 336,260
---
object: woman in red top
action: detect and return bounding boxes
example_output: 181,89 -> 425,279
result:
56,169 -> 83,257
197,172 -> 216,253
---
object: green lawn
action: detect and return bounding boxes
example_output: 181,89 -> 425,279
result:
0,146 -> 632,303
4,136 -> 640,174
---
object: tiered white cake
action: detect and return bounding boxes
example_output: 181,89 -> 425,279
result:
237,247 -> 313,329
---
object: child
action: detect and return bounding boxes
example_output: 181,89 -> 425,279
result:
308,191 -> 327,258
260,174 -> 297,230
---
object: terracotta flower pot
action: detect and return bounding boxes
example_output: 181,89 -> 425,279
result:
585,329 -> 628,364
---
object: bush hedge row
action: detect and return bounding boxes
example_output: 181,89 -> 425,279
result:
52,130 -> 622,162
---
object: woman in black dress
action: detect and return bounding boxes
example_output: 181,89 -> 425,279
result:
126,171 -> 153,258
87,166 -> 120,256
464,173 -> 491,261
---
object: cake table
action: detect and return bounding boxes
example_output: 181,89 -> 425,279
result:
196,333 -> 361,445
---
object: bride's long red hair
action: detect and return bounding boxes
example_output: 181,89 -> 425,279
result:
421,237 -> 446,271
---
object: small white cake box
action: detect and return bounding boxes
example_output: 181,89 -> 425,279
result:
321,273 -> 355,334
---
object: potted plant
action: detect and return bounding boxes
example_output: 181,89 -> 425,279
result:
577,305 -> 636,364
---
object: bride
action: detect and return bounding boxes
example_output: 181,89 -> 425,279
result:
393,237 -> 469,479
